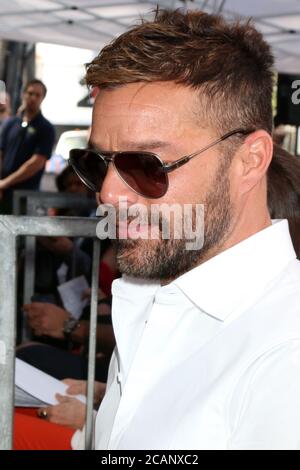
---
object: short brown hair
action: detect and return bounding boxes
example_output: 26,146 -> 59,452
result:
86,9 -> 274,136
24,79 -> 47,97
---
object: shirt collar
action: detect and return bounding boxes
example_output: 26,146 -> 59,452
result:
173,220 -> 296,322
112,275 -> 159,300
20,111 -> 42,125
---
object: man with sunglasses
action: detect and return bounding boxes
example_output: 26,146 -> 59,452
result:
70,9 -> 300,450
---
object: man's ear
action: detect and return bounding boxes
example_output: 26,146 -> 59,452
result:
238,130 -> 273,194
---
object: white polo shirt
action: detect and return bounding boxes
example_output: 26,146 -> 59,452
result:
95,220 -> 300,450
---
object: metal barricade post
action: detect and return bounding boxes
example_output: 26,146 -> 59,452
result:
12,191 -> 96,333
0,216 -> 100,450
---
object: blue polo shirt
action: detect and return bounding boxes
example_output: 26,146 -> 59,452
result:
0,112 -> 55,191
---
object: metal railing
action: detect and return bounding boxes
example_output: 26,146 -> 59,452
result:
0,215 -> 100,450
13,191 -> 96,308
13,190 -> 96,217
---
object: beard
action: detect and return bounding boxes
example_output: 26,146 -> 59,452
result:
113,159 -> 233,281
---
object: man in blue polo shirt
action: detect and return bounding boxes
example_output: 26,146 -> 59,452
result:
0,78 -> 55,213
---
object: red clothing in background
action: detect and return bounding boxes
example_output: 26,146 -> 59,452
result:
99,261 -> 118,297
14,408 -> 73,450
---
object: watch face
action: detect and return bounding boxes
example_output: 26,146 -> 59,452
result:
64,318 -> 78,334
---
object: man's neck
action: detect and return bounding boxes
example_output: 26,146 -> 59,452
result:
160,209 -> 272,286
220,209 -> 272,256
23,109 -> 40,122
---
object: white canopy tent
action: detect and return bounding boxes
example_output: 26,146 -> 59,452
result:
0,0 -> 299,74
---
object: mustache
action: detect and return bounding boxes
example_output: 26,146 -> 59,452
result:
116,212 -> 166,233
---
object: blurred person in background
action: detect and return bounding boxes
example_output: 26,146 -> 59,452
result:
268,144 -> 300,257
14,377 -> 106,450
19,167 -> 95,314
0,92 -> 11,129
0,78 -> 55,213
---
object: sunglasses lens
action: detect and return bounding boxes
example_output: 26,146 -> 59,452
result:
69,149 -> 107,192
114,152 -> 168,198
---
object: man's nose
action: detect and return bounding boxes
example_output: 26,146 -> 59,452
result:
98,163 -> 139,207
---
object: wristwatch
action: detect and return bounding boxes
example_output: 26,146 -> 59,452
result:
63,317 -> 79,339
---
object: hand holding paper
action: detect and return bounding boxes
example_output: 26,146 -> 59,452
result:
15,358 -> 86,408
57,275 -> 89,320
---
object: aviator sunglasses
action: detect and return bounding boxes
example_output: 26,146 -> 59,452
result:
69,128 -> 254,199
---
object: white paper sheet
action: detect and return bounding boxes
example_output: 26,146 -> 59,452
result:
15,358 -> 86,408
57,275 -> 89,320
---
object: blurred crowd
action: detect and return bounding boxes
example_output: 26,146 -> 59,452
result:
0,78 -> 119,449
